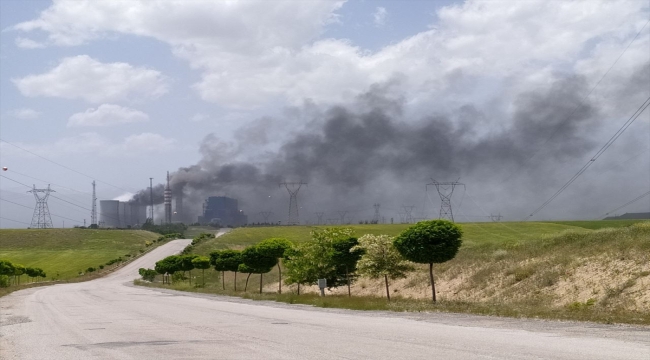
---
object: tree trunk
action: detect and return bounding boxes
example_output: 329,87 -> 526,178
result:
234,271 -> 238,291
222,271 -> 225,290
244,273 -> 252,292
202,269 -> 205,287
189,270 -> 192,285
346,265 -> 351,297
384,274 -> 391,301
297,283 -> 300,295
429,263 -> 436,303
277,262 -> 282,294
260,273 -> 263,294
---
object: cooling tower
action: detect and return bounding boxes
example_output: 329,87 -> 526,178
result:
99,200 -> 120,228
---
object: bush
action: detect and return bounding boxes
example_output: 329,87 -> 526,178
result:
138,268 -> 157,282
0,275 -> 10,288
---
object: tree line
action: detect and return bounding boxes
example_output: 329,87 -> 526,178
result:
143,220 -> 462,302
0,259 -> 47,288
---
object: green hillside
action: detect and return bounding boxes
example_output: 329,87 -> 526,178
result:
0,229 -> 159,280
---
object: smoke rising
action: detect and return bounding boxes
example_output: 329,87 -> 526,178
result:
130,74 -> 619,222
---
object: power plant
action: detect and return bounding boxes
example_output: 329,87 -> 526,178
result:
164,171 -> 172,224
198,196 -> 247,227
99,200 -> 147,228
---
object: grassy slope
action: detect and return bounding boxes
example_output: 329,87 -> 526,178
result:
166,220 -> 650,324
190,222 -> 587,255
0,229 -> 159,279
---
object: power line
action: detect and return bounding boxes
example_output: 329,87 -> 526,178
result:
528,95 -> 650,219
600,190 -> 650,219
0,174 -> 120,223
502,19 -> 650,183
0,138 -> 132,192
0,216 -> 31,226
1,197 -> 83,224
7,169 -> 90,194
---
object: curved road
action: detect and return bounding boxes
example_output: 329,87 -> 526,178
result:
1,240 -> 649,360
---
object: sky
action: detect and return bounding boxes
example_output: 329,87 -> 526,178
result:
0,0 -> 649,228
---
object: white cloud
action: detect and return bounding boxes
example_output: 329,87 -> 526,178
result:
15,37 -> 45,49
9,108 -> 41,119
373,7 -> 387,27
13,55 -> 168,103
11,0 -> 650,112
2,132 -> 176,158
68,104 -> 149,127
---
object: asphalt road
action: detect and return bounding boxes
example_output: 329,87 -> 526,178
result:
2,239 -> 649,360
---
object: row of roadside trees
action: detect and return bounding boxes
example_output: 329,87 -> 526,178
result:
145,220 -> 462,302
0,259 -> 47,288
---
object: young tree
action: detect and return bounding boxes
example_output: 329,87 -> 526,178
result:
331,237 -> 364,296
393,220 -> 463,302
155,255 -> 180,284
238,263 -> 255,292
256,238 -> 293,293
0,260 -> 15,281
283,244 -> 317,295
213,250 -> 242,290
13,264 -> 25,285
36,268 -> 46,282
179,255 -> 198,284
192,256 -> 211,287
353,234 -> 414,301
25,267 -> 37,283
241,246 -> 277,294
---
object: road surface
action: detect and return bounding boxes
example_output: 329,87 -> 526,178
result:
1,240 -> 649,360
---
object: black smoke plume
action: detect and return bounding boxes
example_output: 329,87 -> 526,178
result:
131,75 -> 605,222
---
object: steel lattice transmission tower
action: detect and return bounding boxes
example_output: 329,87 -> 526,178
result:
426,179 -> 465,222
372,203 -> 381,223
402,205 -> 415,223
259,211 -> 272,223
91,181 -> 97,226
280,182 -> 307,225
337,211 -> 348,225
29,184 -> 55,228
314,212 -> 324,225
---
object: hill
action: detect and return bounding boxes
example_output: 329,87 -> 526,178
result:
0,228 -> 160,280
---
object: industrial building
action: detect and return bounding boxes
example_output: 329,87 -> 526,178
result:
99,200 -> 147,228
198,196 -> 247,227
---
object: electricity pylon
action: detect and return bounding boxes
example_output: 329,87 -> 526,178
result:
426,179 -> 465,222
29,184 -> 54,228
280,182 -> 307,225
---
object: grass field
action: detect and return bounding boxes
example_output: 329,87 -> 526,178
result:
0,229 -> 160,280
153,219 -> 650,324
189,221 -> 589,254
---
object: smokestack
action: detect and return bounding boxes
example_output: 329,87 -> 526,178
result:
174,185 -> 184,222
164,171 -> 172,224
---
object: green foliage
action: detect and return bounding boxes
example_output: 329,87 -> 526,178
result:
86,267 -> 96,273
212,250 -> 242,272
393,220 -> 463,265
283,228 -> 362,288
241,246 -> 277,274
138,268 -> 157,282
0,275 -> 9,288
353,234 -> 414,280
329,236 -> 364,288
0,260 -> 15,276
283,244 -> 318,287
13,264 -> 25,276
191,256 -> 211,270
155,255 -> 180,275
179,255 -> 198,272
256,238 -> 293,259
